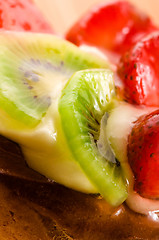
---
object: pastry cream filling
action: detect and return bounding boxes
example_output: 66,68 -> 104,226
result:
101,102 -> 159,215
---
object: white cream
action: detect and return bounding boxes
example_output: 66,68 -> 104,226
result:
102,101 -> 159,215
0,99 -> 97,194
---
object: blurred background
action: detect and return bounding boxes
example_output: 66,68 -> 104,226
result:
34,0 -> 159,34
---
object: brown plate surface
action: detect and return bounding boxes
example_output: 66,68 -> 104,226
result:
0,135 -> 159,239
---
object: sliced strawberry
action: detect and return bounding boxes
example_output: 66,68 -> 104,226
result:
118,31 -> 159,106
66,1 -> 156,55
0,0 -> 54,33
128,109 -> 159,199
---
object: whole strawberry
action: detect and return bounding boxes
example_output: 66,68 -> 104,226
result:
128,109 -> 159,199
118,31 -> 159,106
66,1 -> 156,55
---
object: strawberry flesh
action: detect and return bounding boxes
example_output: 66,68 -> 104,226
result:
0,0 -> 54,33
128,110 -> 159,199
66,1 -> 156,55
118,31 -> 159,106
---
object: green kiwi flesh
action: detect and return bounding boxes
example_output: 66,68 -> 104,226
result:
59,69 -> 128,206
0,31 -> 109,128
0,32 -> 127,205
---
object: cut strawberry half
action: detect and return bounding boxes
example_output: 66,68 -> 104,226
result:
118,31 -> 159,107
128,109 -> 159,199
0,0 -> 54,33
66,1 -> 156,55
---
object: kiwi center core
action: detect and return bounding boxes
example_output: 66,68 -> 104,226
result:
97,113 -> 118,165
20,59 -> 70,105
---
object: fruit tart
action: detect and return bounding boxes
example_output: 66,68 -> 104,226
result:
0,0 -> 159,239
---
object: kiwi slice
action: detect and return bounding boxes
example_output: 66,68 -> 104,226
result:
0,31 -> 109,128
59,69 -> 128,206
0,32 -> 127,206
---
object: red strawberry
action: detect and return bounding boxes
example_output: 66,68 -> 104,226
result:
128,109 -> 159,199
0,0 -> 54,33
66,1 -> 156,56
118,31 -> 159,107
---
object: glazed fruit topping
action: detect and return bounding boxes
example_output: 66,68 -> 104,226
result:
118,31 -> 159,106
66,1 -> 156,55
128,109 -> 159,199
0,0 -> 54,33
